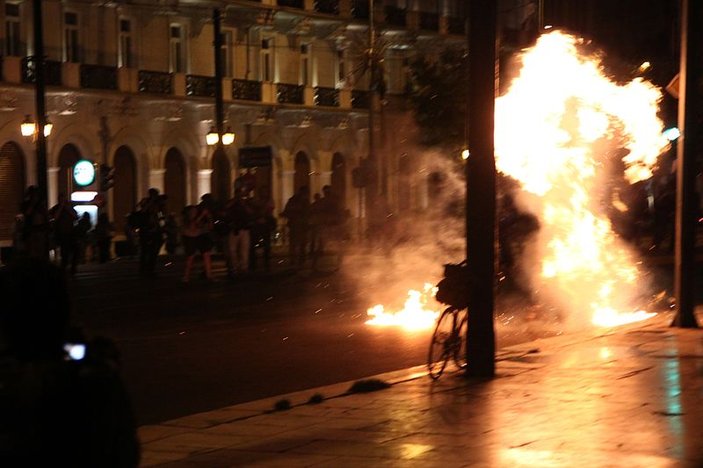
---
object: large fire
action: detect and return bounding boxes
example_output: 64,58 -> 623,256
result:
365,31 -> 667,331
495,31 -> 667,327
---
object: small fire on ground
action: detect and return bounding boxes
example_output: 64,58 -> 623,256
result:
365,284 -> 440,331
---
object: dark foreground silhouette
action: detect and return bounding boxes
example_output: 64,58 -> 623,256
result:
0,258 -> 139,467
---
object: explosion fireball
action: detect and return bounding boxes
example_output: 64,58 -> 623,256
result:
366,31 -> 668,330
495,31 -> 668,327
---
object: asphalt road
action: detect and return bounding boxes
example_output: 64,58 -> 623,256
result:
70,251 -> 680,425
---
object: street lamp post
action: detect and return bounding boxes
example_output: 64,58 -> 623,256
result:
208,8 -> 234,149
465,0 -> 497,377
671,0 -> 700,328
32,0 -> 48,203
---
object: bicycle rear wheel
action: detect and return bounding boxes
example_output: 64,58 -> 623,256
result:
427,307 -> 457,380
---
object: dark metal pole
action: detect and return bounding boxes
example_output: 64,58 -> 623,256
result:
671,0 -> 700,328
33,0 -> 48,202
465,0 -> 497,377
213,8 -> 224,139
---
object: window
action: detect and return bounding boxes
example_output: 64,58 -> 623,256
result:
5,3 -> 21,56
220,30 -> 233,77
118,18 -> 133,68
300,43 -> 311,86
260,38 -> 273,82
169,24 -> 186,73
64,11 -> 80,63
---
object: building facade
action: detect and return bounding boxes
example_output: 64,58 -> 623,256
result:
0,0 -> 467,246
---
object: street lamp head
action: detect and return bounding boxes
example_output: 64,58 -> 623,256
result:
221,126 -> 235,146
21,115 -> 35,137
43,120 -> 53,137
206,126 -> 219,145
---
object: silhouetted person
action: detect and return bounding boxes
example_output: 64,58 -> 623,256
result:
0,258 -> 140,466
74,212 -> 92,267
281,186 -> 310,267
248,193 -> 275,272
94,213 -> 115,263
134,188 -> 165,275
49,192 -> 78,272
20,186 -> 50,260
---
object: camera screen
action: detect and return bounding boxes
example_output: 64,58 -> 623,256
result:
63,343 -> 86,361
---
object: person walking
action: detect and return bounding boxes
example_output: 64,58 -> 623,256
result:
49,192 -> 78,272
94,213 -> 114,263
20,186 -> 50,260
281,186 -> 310,267
224,189 -> 253,277
181,203 -> 214,283
134,189 -> 165,276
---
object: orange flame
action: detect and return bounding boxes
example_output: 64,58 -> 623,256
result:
495,32 -> 665,327
365,283 -> 440,331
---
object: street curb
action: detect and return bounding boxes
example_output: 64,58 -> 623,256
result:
142,310 -> 676,434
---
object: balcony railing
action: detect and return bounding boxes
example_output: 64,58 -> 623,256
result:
277,0 -> 304,8
447,16 -> 466,35
314,0 -> 339,15
385,6 -> 406,27
232,79 -> 261,101
351,0 -> 369,19
419,12 -> 439,31
352,90 -> 369,109
22,57 -> 62,85
314,87 -> 339,107
138,70 -> 173,95
186,74 -> 216,98
80,64 -> 118,90
277,83 -> 304,105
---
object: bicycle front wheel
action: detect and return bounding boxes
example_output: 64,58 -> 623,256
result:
451,309 -> 468,370
427,307 -> 457,379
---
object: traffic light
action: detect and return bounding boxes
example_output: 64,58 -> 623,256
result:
100,164 -> 115,191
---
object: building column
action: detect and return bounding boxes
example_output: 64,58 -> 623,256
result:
48,166 -> 59,208
281,170 -> 295,208
149,168 -> 166,193
319,170 -> 332,189
197,169 -> 213,200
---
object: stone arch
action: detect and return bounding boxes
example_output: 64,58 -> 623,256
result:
164,147 -> 186,215
57,143 -> 82,196
113,145 -> 137,234
0,141 -> 25,241
294,151 -> 310,197
48,124 -> 98,168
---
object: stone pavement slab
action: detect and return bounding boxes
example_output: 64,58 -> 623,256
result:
139,311 -> 703,467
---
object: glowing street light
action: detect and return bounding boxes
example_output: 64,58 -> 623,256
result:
20,114 -> 52,138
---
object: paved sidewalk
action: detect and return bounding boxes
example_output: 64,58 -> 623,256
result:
138,311 -> 703,467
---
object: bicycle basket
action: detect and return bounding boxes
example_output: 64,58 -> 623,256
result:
435,261 -> 469,308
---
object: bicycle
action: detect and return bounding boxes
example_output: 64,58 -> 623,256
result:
427,305 -> 468,379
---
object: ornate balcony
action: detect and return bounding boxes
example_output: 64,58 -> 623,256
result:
186,74 -> 216,98
277,0 -> 304,8
352,89 -> 369,109
22,57 -> 62,86
314,0 -> 339,15
277,83 -> 304,105
80,64 -> 118,90
315,87 -> 339,107
138,70 -> 173,95
232,79 -> 262,101
419,12 -> 439,31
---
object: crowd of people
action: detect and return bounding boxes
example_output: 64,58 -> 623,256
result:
12,186 -> 115,273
